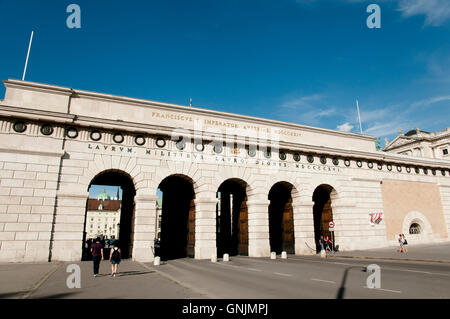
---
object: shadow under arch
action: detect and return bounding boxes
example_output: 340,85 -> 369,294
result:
312,184 -> 337,253
268,181 -> 296,254
216,178 -> 249,257
83,169 -> 136,260
158,174 -> 196,261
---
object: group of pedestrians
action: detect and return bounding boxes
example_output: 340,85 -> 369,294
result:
319,235 -> 334,252
398,233 -> 408,254
90,237 -> 122,277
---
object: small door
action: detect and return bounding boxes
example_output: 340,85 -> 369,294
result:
187,199 -> 196,258
238,198 -> 248,256
282,198 -> 295,254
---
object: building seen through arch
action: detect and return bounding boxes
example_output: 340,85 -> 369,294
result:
84,171 -> 136,259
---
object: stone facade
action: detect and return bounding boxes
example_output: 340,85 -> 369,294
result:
384,128 -> 450,160
0,79 -> 449,263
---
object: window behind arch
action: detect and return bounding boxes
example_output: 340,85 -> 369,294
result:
409,223 -> 421,235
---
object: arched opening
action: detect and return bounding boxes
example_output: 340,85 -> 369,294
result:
268,182 -> 295,254
82,170 -> 136,261
312,184 -> 335,253
216,179 -> 248,257
158,175 -> 195,261
409,223 -> 422,235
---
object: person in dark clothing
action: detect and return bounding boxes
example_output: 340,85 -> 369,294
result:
91,237 -> 104,277
319,235 -> 326,252
109,242 -> 121,277
154,238 -> 161,257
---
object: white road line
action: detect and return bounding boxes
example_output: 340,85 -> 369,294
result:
363,286 -> 402,294
311,278 -> 336,284
246,268 -> 262,272
332,262 -> 355,266
402,269 -> 433,274
274,272 -> 292,277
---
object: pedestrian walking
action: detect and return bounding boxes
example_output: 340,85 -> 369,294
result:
109,242 -> 121,277
325,236 -> 332,252
401,234 -> 408,254
319,235 -> 325,252
398,234 -> 404,253
91,237 -> 104,277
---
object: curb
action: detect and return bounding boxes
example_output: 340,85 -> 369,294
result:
328,255 -> 450,264
20,262 -> 63,299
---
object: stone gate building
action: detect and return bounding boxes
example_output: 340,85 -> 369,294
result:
0,79 -> 449,263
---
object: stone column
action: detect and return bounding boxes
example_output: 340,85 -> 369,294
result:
247,199 -> 270,257
194,197 -> 217,260
51,192 -> 88,262
330,198 -> 368,251
293,199 -> 316,255
132,194 -> 157,262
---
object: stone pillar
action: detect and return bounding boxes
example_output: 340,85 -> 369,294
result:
51,192 -> 88,262
247,199 -> 270,257
194,197 -> 217,260
132,194 -> 157,262
293,199 -> 315,255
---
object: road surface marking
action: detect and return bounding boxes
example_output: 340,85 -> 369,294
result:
402,269 -> 433,274
363,286 -> 402,294
311,278 -> 336,284
274,272 -> 292,277
246,268 -> 262,272
332,262 -> 355,266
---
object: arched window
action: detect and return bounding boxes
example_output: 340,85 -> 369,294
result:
409,223 -> 421,235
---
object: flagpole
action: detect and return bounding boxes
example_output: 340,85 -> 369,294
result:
356,99 -> 363,134
22,30 -> 34,81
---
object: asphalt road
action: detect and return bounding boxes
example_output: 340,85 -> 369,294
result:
145,255 -> 450,299
6,254 -> 450,299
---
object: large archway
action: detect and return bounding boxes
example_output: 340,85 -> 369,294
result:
268,182 -> 295,254
83,170 -> 136,260
216,179 -> 248,257
312,184 -> 336,253
158,175 -> 195,261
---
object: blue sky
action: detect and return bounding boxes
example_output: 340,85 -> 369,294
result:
89,185 -> 122,200
0,0 -> 449,146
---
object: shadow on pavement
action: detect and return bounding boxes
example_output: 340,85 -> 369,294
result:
0,291 -> 28,299
116,270 -> 154,277
31,292 -> 80,299
336,266 -> 367,299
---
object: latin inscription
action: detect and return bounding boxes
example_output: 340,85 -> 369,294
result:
87,143 -> 342,174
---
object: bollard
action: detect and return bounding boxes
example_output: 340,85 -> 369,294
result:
211,254 -> 217,263
320,249 -> 326,259
154,256 -> 161,266
270,252 -> 276,260
281,251 -> 287,259
223,253 -> 229,262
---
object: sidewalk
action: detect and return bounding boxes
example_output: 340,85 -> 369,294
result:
0,262 -> 61,299
329,242 -> 450,263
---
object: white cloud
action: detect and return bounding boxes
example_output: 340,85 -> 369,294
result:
337,122 -> 354,132
410,95 -> 450,108
277,94 -> 339,126
398,0 -> 450,26
281,94 -> 323,109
